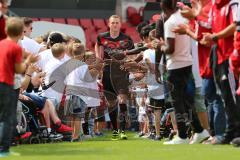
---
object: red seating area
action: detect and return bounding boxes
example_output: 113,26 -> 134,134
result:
33,18 -> 141,50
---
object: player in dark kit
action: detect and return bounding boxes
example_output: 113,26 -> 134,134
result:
95,15 -> 134,140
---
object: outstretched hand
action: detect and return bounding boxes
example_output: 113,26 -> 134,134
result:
172,24 -> 190,35
180,0 -> 202,20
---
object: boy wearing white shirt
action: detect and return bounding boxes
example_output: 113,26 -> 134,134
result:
64,43 -> 101,141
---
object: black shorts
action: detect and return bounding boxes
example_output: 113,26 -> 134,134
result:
102,63 -> 130,101
148,98 -> 164,110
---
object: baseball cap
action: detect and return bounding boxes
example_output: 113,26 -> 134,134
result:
48,32 -> 66,46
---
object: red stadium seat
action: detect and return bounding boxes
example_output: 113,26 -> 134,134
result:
97,28 -> 108,34
90,33 -> 98,45
92,18 -> 106,30
66,18 -> 80,26
53,18 -> 66,24
126,6 -> 142,26
127,6 -> 138,19
80,19 -> 93,30
31,18 -> 39,21
39,18 -> 53,22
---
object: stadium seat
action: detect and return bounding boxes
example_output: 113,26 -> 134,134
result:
53,18 -> 66,24
127,6 -> 142,26
80,18 -> 93,30
97,28 -> 108,34
31,18 -> 39,21
127,6 -> 138,19
92,18 -> 106,30
66,18 -> 80,26
39,18 -> 53,22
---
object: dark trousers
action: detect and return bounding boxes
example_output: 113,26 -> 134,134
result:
167,66 -> 203,139
0,83 -> 18,152
213,60 -> 240,139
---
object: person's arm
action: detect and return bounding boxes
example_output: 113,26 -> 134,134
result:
21,64 -> 40,90
95,34 -> 104,63
202,23 -> 236,45
161,38 -> 175,55
172,23 -> 198,40
155,48 -> 162,83
213,23 -> 236,40
134,52 -> 143,63
180,0 -> 203,20
15,52 -> 39,74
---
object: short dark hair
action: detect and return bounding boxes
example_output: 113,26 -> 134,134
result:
23,17 -> 33,26
136,21 -> 149,34
140,24 -> 154,39
47,32 -> 66,47
161,0 -> 177,10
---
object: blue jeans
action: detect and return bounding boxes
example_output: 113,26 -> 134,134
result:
201,78 -> 226,136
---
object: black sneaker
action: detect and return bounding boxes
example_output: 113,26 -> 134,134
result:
41,132 -> 63,141
111,130 -> 119,141
48,132 -> 63,140
148,132 -> 155,140
231,137 -> 240,147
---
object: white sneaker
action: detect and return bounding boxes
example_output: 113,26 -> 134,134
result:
189,129 -> 210,144
163,136 -> 190,145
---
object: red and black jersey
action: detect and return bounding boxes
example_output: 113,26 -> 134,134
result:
96,31 -> 134,59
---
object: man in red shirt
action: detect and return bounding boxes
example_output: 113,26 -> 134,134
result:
230,2 -> 240,147
0,0 -> 8,40
0,17 -> 28,157
199,0 -> 240,144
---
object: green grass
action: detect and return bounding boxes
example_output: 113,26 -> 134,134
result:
3,132 -> 240,160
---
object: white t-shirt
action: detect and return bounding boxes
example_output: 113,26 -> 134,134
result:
38,49 -> 70,71
143,49 -> 164,100
14,41 -> 24,89
65,60 -> 100,107
38,49 -> 53,71
21,36 -> 42,54
164,10 -> 192,70
42,56 -> 67,104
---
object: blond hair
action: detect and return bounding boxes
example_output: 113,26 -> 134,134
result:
109,15 -> 121,22
5,17 -> 24,38
51,43 -> 65,58
72,43 -> 85,56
